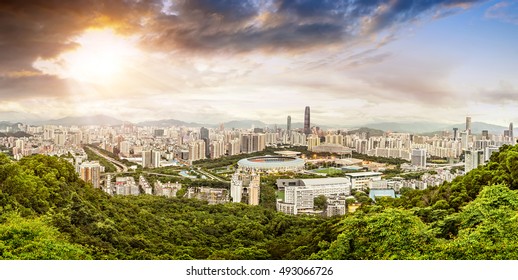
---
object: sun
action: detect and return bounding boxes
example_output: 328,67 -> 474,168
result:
34,28 -> 139,84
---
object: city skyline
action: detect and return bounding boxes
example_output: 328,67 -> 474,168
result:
1,1 -> 517,126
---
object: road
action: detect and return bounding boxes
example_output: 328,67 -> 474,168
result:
196,168 -> 228,182
85,146 -> 128,173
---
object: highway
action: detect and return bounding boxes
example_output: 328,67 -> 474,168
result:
86,146 -> 229,183
85,146 -> 128,173
196,168 -> 228,182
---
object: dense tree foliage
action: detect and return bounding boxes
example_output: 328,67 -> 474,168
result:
83,146 -> 117,173
0,213 -> 91,260
1,145 -> 518,259
351,151 -> 409,165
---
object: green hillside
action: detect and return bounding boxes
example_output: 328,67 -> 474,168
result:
1,145 -> 518,259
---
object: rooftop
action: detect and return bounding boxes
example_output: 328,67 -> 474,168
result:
344,172 -> 383,177
274,150 -> 301,156
300,177 -> 350,187
369,189 -> 396,201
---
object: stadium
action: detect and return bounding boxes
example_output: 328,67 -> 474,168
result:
237,156 -> 305,172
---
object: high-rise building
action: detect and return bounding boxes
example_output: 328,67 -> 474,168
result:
460,131 -> 469,150
230,172 -> 260,205
210,140 -> 225,159
240,134 -> 252,153
453,128 -> 458,141
227,139 -> 241,156
465,150 -> 484,173
230,173 -> 243,203
248,174 -> 260,206
142,150 -> 151,168
120,141 -> 131,157
510,122 -> 514,143
466,117 -> 472,134
304,106 -> 311,135
411,149 -> 427,168
307,134 -> 320,151
200,127 -> 210,158
80,161 -> 101,189
481,130 -> 489,140
152,150 -> 161,168
188,140 -> 206,163
142,150 -> 161,168
287,115 -> 291,136
54,130 -> 66,146
252,134 -> 266,152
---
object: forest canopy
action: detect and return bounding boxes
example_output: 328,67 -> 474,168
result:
1,144 -> 518,259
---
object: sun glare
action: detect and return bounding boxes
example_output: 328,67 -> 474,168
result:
34,29 -> 139,84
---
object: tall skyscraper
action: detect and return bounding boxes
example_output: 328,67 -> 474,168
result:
304,106 -> 310,135
453,128 -> 458,141
510,122 -> 514,143
287,115 -> 291,135
200,127 -> 210,158
466,116 -> 472,134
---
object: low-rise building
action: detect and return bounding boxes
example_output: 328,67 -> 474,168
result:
187,187 -> 229,204
276,177 -> 351,215
344,172 -> 383,190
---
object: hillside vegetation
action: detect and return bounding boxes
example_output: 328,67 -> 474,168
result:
1,145 -> 518,259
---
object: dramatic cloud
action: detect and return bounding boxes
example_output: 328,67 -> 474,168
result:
0,0 -> 484,72
144,0 -> 484,53
2,0 -> 515,125
485,1 -> 518,24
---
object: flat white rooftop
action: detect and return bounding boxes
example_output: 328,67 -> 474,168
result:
300,177 -> 350,186
344,172 -> 383,177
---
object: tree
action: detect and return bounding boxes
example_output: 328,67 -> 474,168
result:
315,208 -> 435,260
314,195 -> 327,211
429,184 -> 518,259
0,213 -> 91,260
259,184 -> 277,210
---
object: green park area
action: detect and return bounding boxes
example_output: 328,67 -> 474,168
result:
312,167 -> 343,175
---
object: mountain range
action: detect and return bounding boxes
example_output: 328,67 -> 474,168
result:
29,115 -> 127,126
362,121 -> 514,135
1,115 -> 516,135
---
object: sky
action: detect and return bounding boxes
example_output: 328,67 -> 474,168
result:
0,0 -> 517,127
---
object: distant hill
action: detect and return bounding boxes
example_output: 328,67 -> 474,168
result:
362,121 -> 516,135
0,121 -> 14,131
223,120 -> 267,129
0,121 -> 25,133
0,111 -> 41,123
347,127 -> 385,137
138,119 -> 203,127
440,122 -> 514,135
0,131 -> 32,138
32,115 -> 126,126
362,122 -> 447,133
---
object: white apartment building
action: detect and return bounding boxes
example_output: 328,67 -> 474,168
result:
277,177 -> 351,215
345,172 -> 383,190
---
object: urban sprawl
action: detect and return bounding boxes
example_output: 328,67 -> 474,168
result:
1,107 -> 514,217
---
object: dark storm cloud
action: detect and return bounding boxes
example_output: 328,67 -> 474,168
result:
142,0 -> 485,53
0,0 -> 485,72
